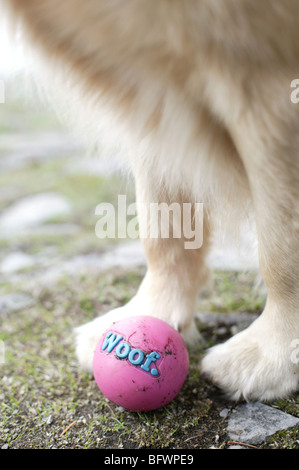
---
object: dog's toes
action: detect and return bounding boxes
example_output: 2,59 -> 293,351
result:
74,307 -> 125,373
201,321 -> 299,402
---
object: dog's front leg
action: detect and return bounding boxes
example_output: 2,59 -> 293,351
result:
75,169 -> 210,373
202,82 -> 299,401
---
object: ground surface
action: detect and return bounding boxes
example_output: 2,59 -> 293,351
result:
0,78 -> 298,450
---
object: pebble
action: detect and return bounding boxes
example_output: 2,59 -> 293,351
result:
219,408 -> 230,419
227,402 -> 299,445
45,415 -> 53,425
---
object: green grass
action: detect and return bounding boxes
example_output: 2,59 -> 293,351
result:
198,270 -> 266,314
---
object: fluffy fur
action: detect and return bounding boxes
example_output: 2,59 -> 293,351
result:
2,0 -> 299,401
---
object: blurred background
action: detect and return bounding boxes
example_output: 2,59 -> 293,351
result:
0,27 -> 144,295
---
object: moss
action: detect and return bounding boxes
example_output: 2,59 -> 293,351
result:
266,428 -> 299,449
272,397 -> 299,419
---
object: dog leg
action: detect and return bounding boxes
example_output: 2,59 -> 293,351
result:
202,86 -> 299,401
75,172 -> 210,373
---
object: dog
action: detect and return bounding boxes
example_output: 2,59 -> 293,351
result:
2,0 -> 299,402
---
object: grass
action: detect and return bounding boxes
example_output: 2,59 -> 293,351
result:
199,270 -> 266,315
0,267 -> 229,449
2,265 -> 297,449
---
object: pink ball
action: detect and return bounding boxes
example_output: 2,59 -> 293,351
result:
93,316 -> 189,412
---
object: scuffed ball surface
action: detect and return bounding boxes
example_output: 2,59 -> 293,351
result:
93,316 -> 189,411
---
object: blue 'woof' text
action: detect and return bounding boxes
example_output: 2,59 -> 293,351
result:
102,331 -> 161,376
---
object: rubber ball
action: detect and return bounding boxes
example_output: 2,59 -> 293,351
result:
93,315 -> 189,411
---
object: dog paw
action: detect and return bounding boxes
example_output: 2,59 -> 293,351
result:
74,295 -> 202,374
201,316 -> 299,401
74,303 -> 137,373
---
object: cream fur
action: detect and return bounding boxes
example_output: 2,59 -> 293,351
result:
2,0 -> 299,401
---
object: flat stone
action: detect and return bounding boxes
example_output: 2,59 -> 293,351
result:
227,402 -> 299,445
0,192 -> 72,234
196,311 -> 258,331
34,241 -> 145,285
0,251 -> 35,273
0,293 -> 35,314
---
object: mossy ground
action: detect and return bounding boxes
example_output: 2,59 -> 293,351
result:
0,78 -> 298,450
